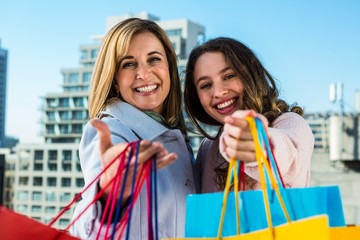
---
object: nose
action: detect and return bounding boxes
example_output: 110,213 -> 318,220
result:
213,82 -> 228,98
136,62 -> 150,80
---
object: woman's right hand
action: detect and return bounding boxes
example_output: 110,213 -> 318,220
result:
220,110 -> 269,163
90,119 -> 177,202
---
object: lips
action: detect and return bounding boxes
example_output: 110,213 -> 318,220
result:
215,98 -> 236,110
135,84 -> 159,93
213,97 -> 238,115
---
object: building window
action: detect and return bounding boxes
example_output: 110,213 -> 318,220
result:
19,150 -> 30,170
59,111 -> 70,120
68,73 -> 79,84
61,178 -> 71,187
46,124 -> 55,134
47,111 -> 56,121
48,150 -> 57,160
47,99 -> 57,108
73,97 -> 84,107
75,178 -> 84,188
76,153 -> 81,172
90,49 -> 98,59
59,124 -> 69,134
80,50 -> 88,59
17,191 -> 29,201
59,98 -> 70,108
82,72 -> 92,84
32,191 -> 42,201
59,218 -> 70,226
45,192 -> 56,201
31,205 -> 42,213
33,177 -> 43,186
45,206 -> 56,214
16,204 -> 28,213
166,29 -> 182,36
34,150 -> 44,160
47,177 -> 57,187
32,216 -> 41,221
48,162 -> 57,171
72,124 -> 82,133
19,176 -> 29,186
72,110 -> 83,120
62,150 -> 72,161
62,163 -> 71,172
60,192 -> 71,202
34,163 -> 43,171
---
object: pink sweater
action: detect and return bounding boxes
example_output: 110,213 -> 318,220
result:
196,112 -> 314,192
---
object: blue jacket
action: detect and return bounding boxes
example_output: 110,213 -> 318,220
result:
71,101 -> 196,239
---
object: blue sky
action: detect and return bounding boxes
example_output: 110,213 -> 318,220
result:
1,0 -> 359,143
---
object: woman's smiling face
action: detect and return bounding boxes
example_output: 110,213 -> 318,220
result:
194,52 -> 245,123
115,32 -> 171,113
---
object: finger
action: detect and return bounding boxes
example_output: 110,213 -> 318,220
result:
232,109 -> 257,119
91,119 -> 113,155
223,134 -> 255,152
133,141 -> 163,164
225,147 -> 256,162
223,122 -> 253,140
155,152 -> 177,169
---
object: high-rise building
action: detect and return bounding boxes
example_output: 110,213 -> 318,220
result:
0,40 -> 8,148
7,12 -> 206,229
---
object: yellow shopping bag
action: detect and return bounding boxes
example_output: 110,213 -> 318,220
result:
329,225 -> 360,239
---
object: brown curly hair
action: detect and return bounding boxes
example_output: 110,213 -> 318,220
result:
184,37 -> 303,190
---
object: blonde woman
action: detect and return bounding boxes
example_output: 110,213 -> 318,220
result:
71,18 -> 196,239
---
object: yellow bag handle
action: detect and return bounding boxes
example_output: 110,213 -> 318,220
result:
217,158 -> 240,238
246,117 -> 291,224
216,117 -> 292,239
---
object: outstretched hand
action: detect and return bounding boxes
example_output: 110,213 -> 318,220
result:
90,119 -> 177,201
220,110 -> 269,162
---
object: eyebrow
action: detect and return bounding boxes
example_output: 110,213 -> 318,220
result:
195,66 -> 232,85
121,51 -> 164,61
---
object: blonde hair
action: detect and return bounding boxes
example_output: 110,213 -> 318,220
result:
89,18 -> 186,133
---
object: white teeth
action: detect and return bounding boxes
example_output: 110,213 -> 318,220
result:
216,99 -> 235,109
136,84 -> 157,93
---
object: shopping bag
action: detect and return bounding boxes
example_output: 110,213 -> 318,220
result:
329,225 -> 360,239
0,206 -> 79,240
185,117 -> 345,237
168,117 -> 330,240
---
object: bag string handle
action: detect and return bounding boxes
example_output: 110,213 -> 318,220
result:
48,142 -> 134,229
255,118 -> 285,188
217,157 -> 240,239
216,116 -> 292,239
247,117 -> 291,225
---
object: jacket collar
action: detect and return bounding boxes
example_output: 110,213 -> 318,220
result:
102,100 -> 169,140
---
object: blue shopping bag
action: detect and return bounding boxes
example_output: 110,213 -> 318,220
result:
185,185 -> 345,237
185,117 -> 345,238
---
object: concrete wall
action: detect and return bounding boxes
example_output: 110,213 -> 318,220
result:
311,151 -> 360,225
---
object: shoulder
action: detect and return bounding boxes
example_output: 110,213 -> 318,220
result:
269,112 -> 314,145
197,137 -> 217,162
199,137 -> 215,151
271,112 -> 309,129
